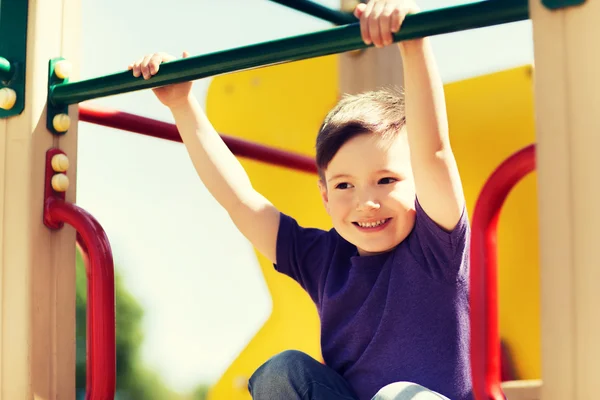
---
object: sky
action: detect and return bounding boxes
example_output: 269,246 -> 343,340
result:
76,0 -> 534,392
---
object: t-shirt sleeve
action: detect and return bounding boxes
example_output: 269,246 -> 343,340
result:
274,212 -> 334,302
408,197 -> 470,282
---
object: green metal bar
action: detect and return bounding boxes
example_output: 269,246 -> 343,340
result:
49,0 -> 528,107
542,0 -> 585,9
268,0 -> 356,25
0,0 -> 29,118
0,57 -> 13,82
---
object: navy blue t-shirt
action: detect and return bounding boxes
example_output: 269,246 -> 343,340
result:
274,198 -> 472,400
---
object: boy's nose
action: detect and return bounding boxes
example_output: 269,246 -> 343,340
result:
356,197 -> 381,212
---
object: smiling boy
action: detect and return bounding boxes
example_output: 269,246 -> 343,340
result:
129,0 -> 471,399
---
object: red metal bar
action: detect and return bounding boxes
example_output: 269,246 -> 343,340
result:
78,103 -> 318,174
44,197 -> 116,400
470,144 -> 536,400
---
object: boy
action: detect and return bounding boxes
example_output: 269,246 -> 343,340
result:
129,0 -> 471,399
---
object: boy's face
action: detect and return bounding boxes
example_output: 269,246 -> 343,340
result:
319,132 -> 416,256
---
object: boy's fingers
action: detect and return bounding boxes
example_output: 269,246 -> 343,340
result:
182,51 -> 190,58
359,17 -> 370,45
390,7 -> 401,33
131,52 -> 183,78
150,53 -> 171,75
353,2 -> 366,18
157,52 -> 175,62
148,55 -> 160,75
379,7 -> 394,45
360,1 -> 374,45
140,54 -> 153,79
369,1 -> 385,47
132,58 -> 143,78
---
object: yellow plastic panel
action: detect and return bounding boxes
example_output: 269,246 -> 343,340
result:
205,61 -> 540,400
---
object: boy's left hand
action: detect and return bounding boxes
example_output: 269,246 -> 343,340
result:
353,0 -> 420,48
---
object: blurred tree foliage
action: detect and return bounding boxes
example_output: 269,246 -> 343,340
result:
75,250 -> 210,399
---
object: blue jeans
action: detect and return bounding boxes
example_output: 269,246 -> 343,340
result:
248,350 -> 450,400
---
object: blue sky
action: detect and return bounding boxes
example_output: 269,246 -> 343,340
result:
76,0 -> 534,392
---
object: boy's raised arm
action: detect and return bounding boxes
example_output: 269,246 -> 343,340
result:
400,38 -> 465,231
355,1 -> 465,231
130,52 -> 280,263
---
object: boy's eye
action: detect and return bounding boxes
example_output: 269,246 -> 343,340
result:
335,182 -> 353,190
378,177 -> 397,185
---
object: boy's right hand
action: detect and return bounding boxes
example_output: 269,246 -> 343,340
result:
128,52 -> 193,109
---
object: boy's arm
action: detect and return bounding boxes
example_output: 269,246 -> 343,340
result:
169,96 -> 281,263
400,38 -> 465,231
130,51 -> 280,263
355,1 -> 465,231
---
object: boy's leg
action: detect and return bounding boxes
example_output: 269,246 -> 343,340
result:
371,382 -> 450,400
248,350 -> 358,400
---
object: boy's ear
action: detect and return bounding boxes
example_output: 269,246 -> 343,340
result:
317,179 -> 330,215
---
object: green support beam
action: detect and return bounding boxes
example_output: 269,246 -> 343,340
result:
0,1 -> 29,118
49,0 -> 528,108
47,58 -> 70,135
0,57 -> 13,82
268,0 -> 356,25
542,0 -> 585,9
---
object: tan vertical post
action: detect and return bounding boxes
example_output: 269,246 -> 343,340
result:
339,0 -> 404,95
530,0 -> 600,399
0,0 -> 80,399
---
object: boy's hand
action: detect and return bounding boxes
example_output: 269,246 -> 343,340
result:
128,52 -> 193,108
353,0 -> 420,48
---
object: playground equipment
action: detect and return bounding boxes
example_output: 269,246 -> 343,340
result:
44,0 -> 528,110
470,144 -> 537,400
0,0 -> 596,399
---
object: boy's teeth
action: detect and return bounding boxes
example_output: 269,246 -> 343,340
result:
358,219 -> 386,228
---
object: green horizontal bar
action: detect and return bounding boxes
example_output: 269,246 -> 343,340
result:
50,0 -> 528,107
268,0 -> 356,25
542,0 -> 585,9
0,57 -> 13,82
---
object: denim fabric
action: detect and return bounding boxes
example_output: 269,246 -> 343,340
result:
248,350 -> 451,400
248,350 -> 358,400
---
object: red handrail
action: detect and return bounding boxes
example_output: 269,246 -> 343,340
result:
44,197 -> 116,400
470,144 -> 536,400
78,103 -> 318,174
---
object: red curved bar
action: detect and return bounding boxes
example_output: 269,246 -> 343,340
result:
470,144 -> 536,400
78,103 -> 318,174
44,197 -> 116,400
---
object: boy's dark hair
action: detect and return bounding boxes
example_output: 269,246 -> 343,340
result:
315,87 -> 406,182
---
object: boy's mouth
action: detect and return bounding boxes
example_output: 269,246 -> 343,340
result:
352,218 -> 391,231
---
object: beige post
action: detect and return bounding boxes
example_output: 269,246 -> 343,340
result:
0,0 -> 80,399
530,0 -> 600,399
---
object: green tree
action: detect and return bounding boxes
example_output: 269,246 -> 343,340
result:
191,383 -> 211,400
75,249 -> 178,399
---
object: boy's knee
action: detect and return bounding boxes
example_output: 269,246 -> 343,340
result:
248,350 -> 315,397
253,350 -> 313,377
372,382 -> 448,400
